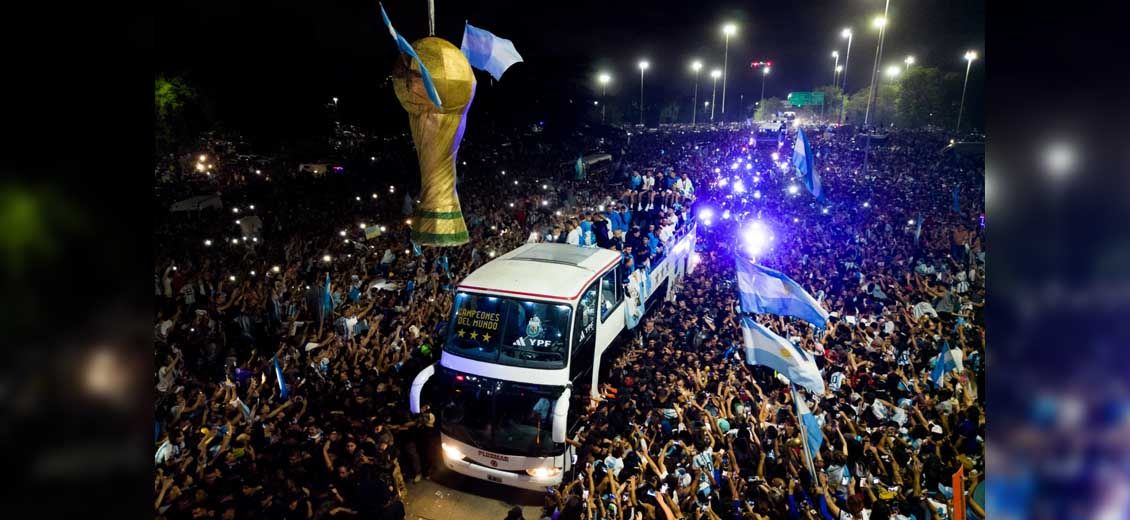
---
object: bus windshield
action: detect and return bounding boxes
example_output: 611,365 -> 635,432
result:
444,292 -> 572,370
436,367 -> 563,457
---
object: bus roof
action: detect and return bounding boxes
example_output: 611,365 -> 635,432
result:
457,244 -> 622,302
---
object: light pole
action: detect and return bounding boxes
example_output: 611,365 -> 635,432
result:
904,55 -> 915,73
721,23 -> 737,122
739,94 -> 745,122
690,60 -> 703,125
840,28 -> 853,123
864,8 -> 890,128
638,60 -> 649,125
831,51 -> 840,86
760,66 -> 770,109
710,69 -> 721,121
598,73 -> 611,123
861,4 -> 891,182
956,51 -> 978,133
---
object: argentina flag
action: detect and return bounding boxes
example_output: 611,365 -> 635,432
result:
930,345 -> 965,388
461,23 -> 524,81
794,387 -> 825,473
378,3 -> 443,108
742,316 -> 825,394
792,128 -> 821,200
735,256 -> 829,329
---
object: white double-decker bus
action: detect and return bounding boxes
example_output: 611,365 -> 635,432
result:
409,226 -> 696,490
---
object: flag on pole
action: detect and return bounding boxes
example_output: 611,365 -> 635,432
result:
574,155 -> 586,180
378,3 -> 443,108
273,355 -> 289,400
792,385 -> 823,479
460,22 -> 524,81
951,185 -> 961,213
929,344 -> 965,388
735,256 -> 829,329
792,128 -> 821,200
741,316 -> 825,394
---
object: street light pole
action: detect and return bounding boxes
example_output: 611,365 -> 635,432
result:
760,66 -> 769,107
832,51 -> 840,87
601,83 -> 607,122
710,69 -> 721,121
840,28 -> 853,124
904,55 -> 915,73
598,73 -> 611,124
638,60 -> 649,126
956,51 -> 978,133
721,24 -> 737,122
863,1 -> 891,128
691,61 -> 703,125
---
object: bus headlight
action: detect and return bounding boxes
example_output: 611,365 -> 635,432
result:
526,467 -> 561,479
441,443 -> 464,460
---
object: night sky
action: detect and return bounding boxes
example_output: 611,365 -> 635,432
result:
159,0 -> 984,140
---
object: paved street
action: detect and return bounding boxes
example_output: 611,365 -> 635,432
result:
403,465 -> 546,520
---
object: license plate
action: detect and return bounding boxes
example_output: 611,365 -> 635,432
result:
487,475 -> 502,483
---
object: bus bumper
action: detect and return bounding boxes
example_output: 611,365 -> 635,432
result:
442,447 -> 563,492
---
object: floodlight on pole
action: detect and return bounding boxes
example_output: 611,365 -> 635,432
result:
904,55 -> 915,72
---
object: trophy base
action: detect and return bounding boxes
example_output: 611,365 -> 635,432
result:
412,208 -> 470,246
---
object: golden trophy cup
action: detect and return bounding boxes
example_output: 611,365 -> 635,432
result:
391,37 -> 476,246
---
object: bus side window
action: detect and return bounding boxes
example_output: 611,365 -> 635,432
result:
570,282 -> 599,384
600,271 -> 619,322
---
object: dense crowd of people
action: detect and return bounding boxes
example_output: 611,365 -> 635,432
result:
154,121 -> 984,520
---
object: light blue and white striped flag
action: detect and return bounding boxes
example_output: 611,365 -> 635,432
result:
793,385 -> 824,476
792,128 -> 821,200
929,345 -> 964,388
378,3 -> 443,108
741,316 -> 825,394
735,257 -> 829,329
460,23 -> 524,81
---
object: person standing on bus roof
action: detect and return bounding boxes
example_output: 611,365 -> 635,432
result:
566,219 -> 582,246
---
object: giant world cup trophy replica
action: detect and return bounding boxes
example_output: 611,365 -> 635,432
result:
392,37 -> 475,246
